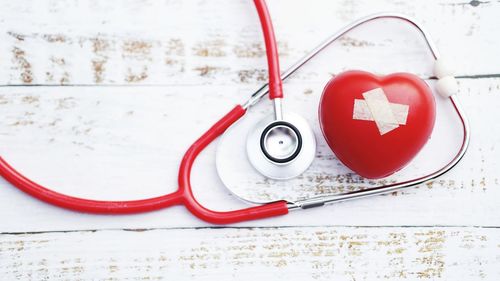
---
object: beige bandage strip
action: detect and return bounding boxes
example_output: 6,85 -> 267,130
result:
352,88 -> 409,135
353,100 -> 409,124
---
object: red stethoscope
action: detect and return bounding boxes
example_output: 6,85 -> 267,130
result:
0,1 -> 470,224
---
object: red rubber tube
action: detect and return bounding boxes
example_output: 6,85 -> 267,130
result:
177,105 -> 289,224
254,0 -> 283,100
0,157 -> 183,214
0,0 -> 290,223
0,105 -> 289,222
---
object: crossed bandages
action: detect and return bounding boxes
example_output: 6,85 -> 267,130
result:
352,88 -> 410,135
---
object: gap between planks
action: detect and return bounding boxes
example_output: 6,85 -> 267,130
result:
2,225 -> 500,236
0,74 -> 499,88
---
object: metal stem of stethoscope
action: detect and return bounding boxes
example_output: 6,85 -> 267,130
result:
240,12 -> 471,211
273,98 -> 283,121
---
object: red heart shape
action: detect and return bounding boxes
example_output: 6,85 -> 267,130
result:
319,71 -> 436,179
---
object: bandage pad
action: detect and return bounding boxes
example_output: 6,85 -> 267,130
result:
352,88 -> 409,135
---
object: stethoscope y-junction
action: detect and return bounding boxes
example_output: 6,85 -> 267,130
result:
0,0 -> 470,224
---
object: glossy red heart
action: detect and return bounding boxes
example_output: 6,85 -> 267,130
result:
319,71 -> 436,179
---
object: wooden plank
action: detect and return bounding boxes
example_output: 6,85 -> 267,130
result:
0,0 -> 498,86
1,226 -> 499,280
1,0 -> 498,278
0,77 -> 498,231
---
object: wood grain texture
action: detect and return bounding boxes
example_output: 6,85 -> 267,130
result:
0,0 -> 499,86
0,77 -> 498,231
1,227 -> 499,280
0,0 -> 499,279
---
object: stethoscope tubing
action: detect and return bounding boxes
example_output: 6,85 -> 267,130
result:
0,0 -> 291,224
0,104 -> 289,223
0,10 -> 470,224
254,0 -> 283,101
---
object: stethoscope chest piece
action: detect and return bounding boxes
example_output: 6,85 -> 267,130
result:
246,112 -> 316,180
260,121 -> 302,163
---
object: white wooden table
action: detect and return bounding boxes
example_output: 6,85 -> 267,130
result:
1,0 -> 499,280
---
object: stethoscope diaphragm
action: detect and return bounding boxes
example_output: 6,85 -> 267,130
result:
246,112 -> 316,180
260,121 -> 302,164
